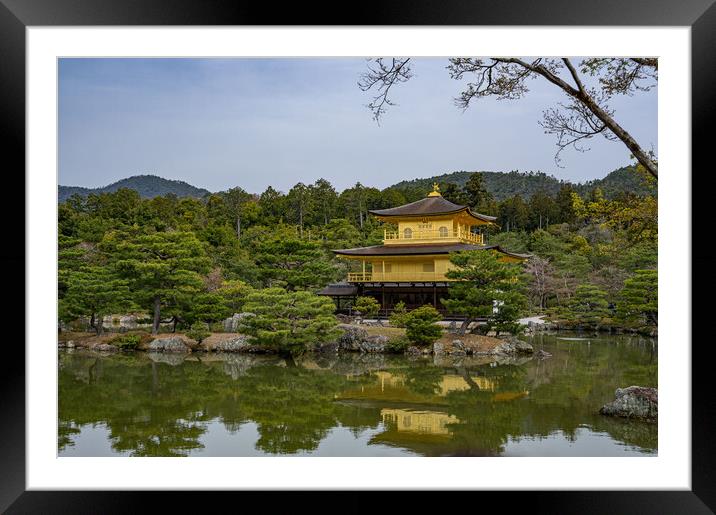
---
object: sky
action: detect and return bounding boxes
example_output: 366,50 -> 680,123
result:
58,58 -> 657,193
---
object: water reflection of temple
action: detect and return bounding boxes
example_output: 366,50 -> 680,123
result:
381,409 -> 458,436
340,371 -> 502,404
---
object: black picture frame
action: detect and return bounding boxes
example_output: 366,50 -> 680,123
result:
2,1 -> 712,512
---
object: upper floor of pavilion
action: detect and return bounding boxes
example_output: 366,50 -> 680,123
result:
369,183 -> 496,246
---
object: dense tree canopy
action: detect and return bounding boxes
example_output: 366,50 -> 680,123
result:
104,231 -> 212,334
58,166 -> 657,334
442,250 -> 527,335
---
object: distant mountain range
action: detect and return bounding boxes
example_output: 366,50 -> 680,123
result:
58,175 -> 211,203
59,166 -> 655,204
387,165 -> 655,202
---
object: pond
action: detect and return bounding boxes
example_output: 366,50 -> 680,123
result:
58,332 -> 657,457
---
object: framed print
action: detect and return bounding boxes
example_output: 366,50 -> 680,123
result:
2,0 -> 714,512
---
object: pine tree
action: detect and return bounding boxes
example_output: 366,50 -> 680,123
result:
441,182 -> 469,205
254,236 -> 338,291
567,283 -> 610,327
555,185 -> 577,223
389,301 -> 409,327
312,178 -> 338,225
286,182 -> 314,237
617,270 -> 657,327
404,305 -> 443,346
441,250 -> 526,335
353,296 -> 380,318
463,173 -> 493,209
239,288 -> 340,356
106,230 -> 211,334
498,195 -> 529,231
59,266 -> 134,334
216,280 -> 254,314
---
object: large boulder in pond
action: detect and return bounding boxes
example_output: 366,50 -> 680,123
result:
600,386 -> 657,421
336,324 -> 369,351
357,335 -> 389,353
93,343 -> 118,353
148,336 -> 191,353
491,336 -> 534,355
213,335 -> 251,352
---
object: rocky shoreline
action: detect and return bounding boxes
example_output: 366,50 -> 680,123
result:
58,322 -> 536,357
523,319 -> 657,337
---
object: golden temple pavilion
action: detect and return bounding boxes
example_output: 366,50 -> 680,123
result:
318,184 -> 530,313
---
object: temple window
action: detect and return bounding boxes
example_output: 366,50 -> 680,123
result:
403,228 -> 413,239
438,226 -> 449,237
422,262 -> 435,272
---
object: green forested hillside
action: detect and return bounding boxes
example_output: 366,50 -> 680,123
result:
58,175 -> 211,202
387,166 -> 654,202
60,166 -> 654,204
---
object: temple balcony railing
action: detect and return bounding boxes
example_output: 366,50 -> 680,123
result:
347,272 -> 454,282
383,229 -> 484,245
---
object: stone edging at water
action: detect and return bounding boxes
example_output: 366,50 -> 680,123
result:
59,323 -> 536,357
524,319 -> 657,337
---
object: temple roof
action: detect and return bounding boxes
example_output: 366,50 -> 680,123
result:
368,196 -> 496,223
332,243 -> 531,259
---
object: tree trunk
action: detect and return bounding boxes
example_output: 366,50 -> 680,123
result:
458,317 -> 472,336
96,313 -> 104,336
152,296 -> 161,335
299,206 -> 304,238
578,91 -> 658,179
90,312 -> 96,333
236,215 -> 241,239
508,58 -> 658,179
282,354 -> 297,367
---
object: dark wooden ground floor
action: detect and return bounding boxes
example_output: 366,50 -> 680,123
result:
319,282 -> 462,318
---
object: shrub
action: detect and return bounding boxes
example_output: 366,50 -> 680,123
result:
111,334 -> 141,350
209,321 -> 225,333
353,296 -> 380,318
186,321 -> 211,343
386,335 -> 411,353
389,301 -> 409,327
404,305 -> 443,346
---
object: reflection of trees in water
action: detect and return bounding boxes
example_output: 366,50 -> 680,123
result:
58,419 -> 81,451
59,351 -> 377,456
58,335 -> 657,456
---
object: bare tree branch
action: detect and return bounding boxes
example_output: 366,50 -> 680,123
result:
562,58 -> 586,95
360,56 -> 658,179
357,58 -> 412,123
631,57 -> 658,69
